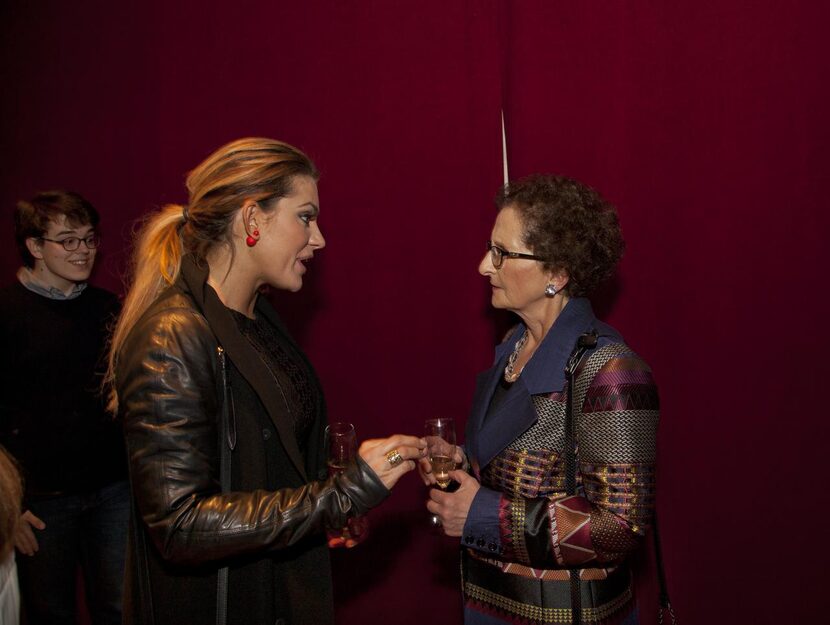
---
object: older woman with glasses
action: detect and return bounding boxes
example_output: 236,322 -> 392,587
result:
424,174 -> 660,625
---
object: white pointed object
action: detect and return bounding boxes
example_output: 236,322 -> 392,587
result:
501,109 -> 509,187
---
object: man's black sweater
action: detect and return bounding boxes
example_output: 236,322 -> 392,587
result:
0,281 -> 126,497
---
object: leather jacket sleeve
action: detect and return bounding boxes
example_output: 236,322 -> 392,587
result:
116,300 -> 389,566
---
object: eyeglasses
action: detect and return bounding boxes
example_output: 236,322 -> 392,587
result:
39,234 -> 101,251
486,240 -> 545,269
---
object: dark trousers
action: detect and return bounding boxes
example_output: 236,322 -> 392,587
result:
17,480 -> 129,625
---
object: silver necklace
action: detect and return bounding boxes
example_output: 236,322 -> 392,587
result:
503,330 -> 529,382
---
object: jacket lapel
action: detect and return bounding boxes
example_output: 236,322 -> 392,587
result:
465,362 -> 502,466
465,328 -> 538,469
473,376 -> 539,468
255,297 -> 327,479
466,298 -> 606,470
180,258 -> 308,481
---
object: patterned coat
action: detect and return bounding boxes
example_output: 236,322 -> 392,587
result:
461,298 -> 659,625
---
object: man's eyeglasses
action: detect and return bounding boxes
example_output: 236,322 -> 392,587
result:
39,234 -> 101,251
486,241 -> 545,269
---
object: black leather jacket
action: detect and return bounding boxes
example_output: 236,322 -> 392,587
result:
116,261 -> 388,572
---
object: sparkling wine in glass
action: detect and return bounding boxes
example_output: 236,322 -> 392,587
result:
325,422 -> 369,547
425,418 -> 456,489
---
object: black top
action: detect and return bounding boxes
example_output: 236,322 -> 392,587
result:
230,308 -> 316,454
484,376 -> 514,426
225,305 -> 331,623
0,281 -> 125,497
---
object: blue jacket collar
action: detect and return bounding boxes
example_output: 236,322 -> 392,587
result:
465,298 -> 624,469
494,297 -> 598,395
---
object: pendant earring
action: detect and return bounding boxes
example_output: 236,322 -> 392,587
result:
544,283 -> 557,297
246,228 -> 259,247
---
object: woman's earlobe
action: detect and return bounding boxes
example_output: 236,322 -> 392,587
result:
245,218 -> 260,247
245,228 -> 260,247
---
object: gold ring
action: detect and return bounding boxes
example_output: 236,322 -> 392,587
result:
386,449 -> 403,467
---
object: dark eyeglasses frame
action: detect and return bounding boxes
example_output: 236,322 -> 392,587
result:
486,240 -> 545,269
39,234 -> 101,251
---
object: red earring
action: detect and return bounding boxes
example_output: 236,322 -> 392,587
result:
246,229 -> 259,247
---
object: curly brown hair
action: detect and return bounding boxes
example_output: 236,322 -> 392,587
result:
496,174 -> 625,297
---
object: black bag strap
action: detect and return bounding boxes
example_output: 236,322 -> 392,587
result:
563,331 -> 599,625
215,346 -> 233,625
564,331 -> 599,496
564,331 -> 677,625
653,511 -> 678,624
126,447 -> 156,625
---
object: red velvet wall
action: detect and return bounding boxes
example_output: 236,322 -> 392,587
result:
2,2 -> 827,623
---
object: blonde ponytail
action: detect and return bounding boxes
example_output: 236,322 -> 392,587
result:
106,204 -> 185,412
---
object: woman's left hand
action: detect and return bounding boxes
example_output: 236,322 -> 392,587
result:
426,470 -> 480,536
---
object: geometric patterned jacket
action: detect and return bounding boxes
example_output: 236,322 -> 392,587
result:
461,298 -> 660,625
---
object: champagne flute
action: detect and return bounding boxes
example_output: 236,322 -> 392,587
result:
326,422 -> 356,476
325,422 -> 369,547
424,418 -> 456,489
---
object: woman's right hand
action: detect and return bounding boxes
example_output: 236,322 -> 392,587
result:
14,510 -> 46,556
418,446 -> 467,486
358,435 -> 426,490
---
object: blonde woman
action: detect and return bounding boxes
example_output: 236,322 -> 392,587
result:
107,138 -> 425,625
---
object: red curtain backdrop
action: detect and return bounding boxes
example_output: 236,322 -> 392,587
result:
2,2 -> 827,623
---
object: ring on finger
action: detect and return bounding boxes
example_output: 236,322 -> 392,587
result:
386,449 -> 404,467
